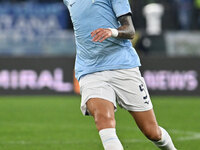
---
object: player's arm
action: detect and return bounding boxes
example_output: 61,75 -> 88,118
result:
117,14 -> 135,39
91,13 -> 135,42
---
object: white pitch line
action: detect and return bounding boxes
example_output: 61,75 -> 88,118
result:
0,139 -> 148,145
177,134 -> 200,141
1,129 -> 200,145
170,129 -> 200,141
0,140 -> 99,145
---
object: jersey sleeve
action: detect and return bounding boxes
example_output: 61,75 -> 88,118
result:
63,0 -> 69,7
111,0 -> 132,18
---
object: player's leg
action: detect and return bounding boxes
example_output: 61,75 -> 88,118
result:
86,98 -> 124,150
79,71 -> 123,150
109,67 -> 177,149
129,109 -> 177,150
86,98 -> 116,131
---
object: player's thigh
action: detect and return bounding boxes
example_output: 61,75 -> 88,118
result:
86,98 -> 115,117
129,109 -> 161,140
86,98 -> 116,130
129,109 -> 158,130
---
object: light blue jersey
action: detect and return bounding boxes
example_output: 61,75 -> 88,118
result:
64,0 -> 141,80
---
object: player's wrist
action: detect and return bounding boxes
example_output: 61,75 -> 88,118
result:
108,28 -> 119,38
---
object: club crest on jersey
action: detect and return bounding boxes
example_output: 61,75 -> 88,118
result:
70,2 -> 76,7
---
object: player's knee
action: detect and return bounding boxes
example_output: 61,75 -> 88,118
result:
143,126 -> 162,141
94,112 -> 115,131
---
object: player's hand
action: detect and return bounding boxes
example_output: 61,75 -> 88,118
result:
91,28 -> 112,42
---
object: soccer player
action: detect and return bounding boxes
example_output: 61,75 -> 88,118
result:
64,0 -> 177,149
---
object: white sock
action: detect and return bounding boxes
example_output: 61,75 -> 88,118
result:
99,128 -> 124,150
153,126 -> 177,150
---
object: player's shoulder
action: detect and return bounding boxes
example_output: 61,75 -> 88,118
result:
63,0 -> 69,6
63,0 -> 77,8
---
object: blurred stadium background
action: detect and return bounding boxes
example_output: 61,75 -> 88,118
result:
0,0 -> 200,150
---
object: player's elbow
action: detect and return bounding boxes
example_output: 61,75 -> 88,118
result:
129,29 -> 135,39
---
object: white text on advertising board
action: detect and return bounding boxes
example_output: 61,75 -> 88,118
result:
0,68 -> 73,92
143,70 -> 198,91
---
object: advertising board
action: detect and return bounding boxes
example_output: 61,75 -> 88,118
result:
140,57 -> 200,95
0,57 -> 74,95
0,57 -> 199,96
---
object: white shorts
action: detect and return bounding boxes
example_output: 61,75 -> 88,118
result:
79,67 -> 153,115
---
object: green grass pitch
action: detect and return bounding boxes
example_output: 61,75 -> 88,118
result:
0,96 -> 200,150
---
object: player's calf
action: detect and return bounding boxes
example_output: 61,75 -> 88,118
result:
143,125 -> 162,141
152,126 -> 177,150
